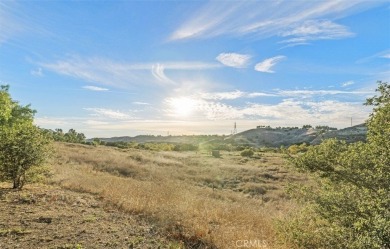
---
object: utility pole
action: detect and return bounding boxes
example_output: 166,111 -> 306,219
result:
233,122 -> 237,135
351,117 -> 353,127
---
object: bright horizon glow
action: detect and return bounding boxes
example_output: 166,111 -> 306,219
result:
1,1 -> 389,138
167,97 -> 199,118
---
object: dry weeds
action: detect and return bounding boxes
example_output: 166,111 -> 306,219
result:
50,142 -> 307,248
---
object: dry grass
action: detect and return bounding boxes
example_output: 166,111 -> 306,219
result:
50,142 -> 308,248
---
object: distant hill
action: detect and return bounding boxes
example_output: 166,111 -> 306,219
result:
230,124 -> 367,147
91,134 -> 226,145
310,124 -> 367,145
230,127 -> 318,147
91,124 -> 367,148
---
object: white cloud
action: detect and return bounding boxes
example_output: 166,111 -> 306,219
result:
162,93 -> 371,127
341,81 -> 354,87
356,49 -> 390,63
30,67 -> 43,77
0,2 -> 27,44
280,20 -> 354,46
199,101 -> 243,120
247,92 -> 278,98
200,90 -> 245,100
381,54 -> 390,59
40,56 -> 220,88
199,90 -> 276,100
83,85 -> 109,91
216,53 -> 251,68
254,56 -> 286,73
169,1 -> 378,41
0,2 -> 55,47
151,63 -> 175,84
133,102 -> 150,105
83,108 -> 133,120
278,89 -> 370,97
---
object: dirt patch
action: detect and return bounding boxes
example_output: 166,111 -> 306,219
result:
0,184 -> 177,249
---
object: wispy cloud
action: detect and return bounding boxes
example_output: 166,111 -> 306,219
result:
133,102 -> 150,105
0,2 -> 27,44
40,56 -> 220,88
376,49 -> 390,59
280,20 -> 354,46
151,63 -> 175,84
83,85 -> 109,91
199,90 -> 276,100
341,80 -> 354,87
0,2 -> 56,47
30,67 -> 43,77
169,1 -> 378,42
163,94 -> 371,126
199,88 -> 371,100
254,56 -> 286,73
278,89 -> 371,97
169,87 -> 375,121
216,53 -> 251,68
240,99 -> 371,124
83,108 -> 133,120
356,49 -> 390,63
200,90 -> 245,100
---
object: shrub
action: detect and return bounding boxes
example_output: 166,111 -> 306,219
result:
0,85 -> 51,189
240,148 -> 254,157
285,82 -> 390,248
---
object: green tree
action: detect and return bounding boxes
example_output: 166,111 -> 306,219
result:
63,128 -> 85,143
0,85 -> 35,126
0,123 -> 51,189
286,81 -> 389,248
0,85 -> 13,123
0,85 -> 51,189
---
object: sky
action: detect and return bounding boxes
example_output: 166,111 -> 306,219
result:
1,0 -> 389,138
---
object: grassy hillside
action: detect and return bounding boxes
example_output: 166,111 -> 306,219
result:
93,125 -> 367,149
38,142 -> 310,248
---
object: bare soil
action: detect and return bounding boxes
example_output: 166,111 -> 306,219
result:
0,183 -> 176,249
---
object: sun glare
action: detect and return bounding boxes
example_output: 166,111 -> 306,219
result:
168,97 -> 198,117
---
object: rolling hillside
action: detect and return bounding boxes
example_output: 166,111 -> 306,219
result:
230,124 -> 367,147
93,124 -> 367,148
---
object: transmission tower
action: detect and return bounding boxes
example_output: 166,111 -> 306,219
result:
233,122 -> 237,135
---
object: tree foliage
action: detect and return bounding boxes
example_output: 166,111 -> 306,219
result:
43,128 -> 86,143
0,85 -> 51,189
287,81 -> 389,248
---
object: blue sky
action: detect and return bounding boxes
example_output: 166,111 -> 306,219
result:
1,1 -> 389,138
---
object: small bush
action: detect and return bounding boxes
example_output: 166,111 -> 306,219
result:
240,149 -> 254,157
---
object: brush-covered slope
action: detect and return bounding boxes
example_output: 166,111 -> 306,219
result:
94,124 -> 367,148
230,124 -> 367,147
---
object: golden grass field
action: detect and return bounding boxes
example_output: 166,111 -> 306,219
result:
49,142 -> 310,248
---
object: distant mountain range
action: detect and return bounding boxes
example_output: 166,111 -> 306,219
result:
92,124 -> 367,148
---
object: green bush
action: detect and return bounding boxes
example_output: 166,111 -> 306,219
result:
284,82 -> 390,248
240,148 -> 254,157
0,85 -> 51,189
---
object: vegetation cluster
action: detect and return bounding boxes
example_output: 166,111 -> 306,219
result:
43,128 -> 86,144
0,82 -> 388,248
0,85 -> 50,189
282,81 -> 390,248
